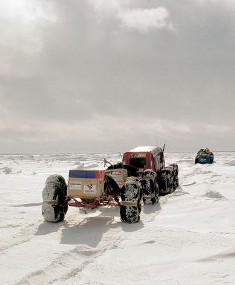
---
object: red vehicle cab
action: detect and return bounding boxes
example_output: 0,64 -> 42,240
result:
122,146 -> 165,172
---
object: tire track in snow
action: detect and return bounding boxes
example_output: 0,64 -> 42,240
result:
16,221 -> 122,284
0,220 -> 42,252
16,246 -> 107,285
15,199 -> 168,285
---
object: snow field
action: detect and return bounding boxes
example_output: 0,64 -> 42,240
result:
0,152 -> 235,284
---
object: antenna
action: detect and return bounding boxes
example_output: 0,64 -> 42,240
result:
163,143 -> 166,152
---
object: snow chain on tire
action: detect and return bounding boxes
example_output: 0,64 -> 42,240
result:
142,169 -> 159,205
120,176 -> 141,223
159,164 -> 179,195
159,168 -> 172,195
42,174 -> 68,222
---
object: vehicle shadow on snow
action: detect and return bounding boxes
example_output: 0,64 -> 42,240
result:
35,221 -> 63,236
120,220 -> 144,232
60,206 -> 145,245
35,216 -> 119,247
35,205 -> 145,246
60,216 -> 120,247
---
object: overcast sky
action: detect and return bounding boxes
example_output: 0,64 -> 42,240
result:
0,0 -> 235,153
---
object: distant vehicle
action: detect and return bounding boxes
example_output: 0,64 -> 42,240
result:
195,148 -> 214,164
42,146 -> 179,224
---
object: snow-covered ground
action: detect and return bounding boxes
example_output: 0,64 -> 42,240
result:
1,152 -> 235,285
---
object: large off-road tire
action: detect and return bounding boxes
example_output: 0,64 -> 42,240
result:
159,164 -> 179,195
142,169 -> 159,205
120,177 -> 141,223
142,179 -> 159,204
171,164 -> 179,191
176,178 -> 179,189
42,174 -> 68,222
159,169 -> 172,196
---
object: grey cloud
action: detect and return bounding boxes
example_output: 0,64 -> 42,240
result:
0,0 -> 235,152
117,7 -> 173,32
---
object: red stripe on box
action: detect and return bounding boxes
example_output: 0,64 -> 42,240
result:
95,170 -> 104,178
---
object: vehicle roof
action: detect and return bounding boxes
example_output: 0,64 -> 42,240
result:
128,146 -> 162,153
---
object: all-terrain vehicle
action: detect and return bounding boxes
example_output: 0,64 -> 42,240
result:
122,146 -> 179,196
42,146 -> 179,224
195,148 -> 214,164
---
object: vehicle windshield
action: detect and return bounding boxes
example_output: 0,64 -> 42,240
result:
129,157 -> 146,168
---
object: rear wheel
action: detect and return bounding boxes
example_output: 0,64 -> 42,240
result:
142,179 -> 159,205
170,180 -> 175,193
120,177 -> 141,223
159,176 -> 171,195
42,174 -> 67,222
174,177 -> 179,189
142,169 -> 159,205
151,183 -> 159,204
